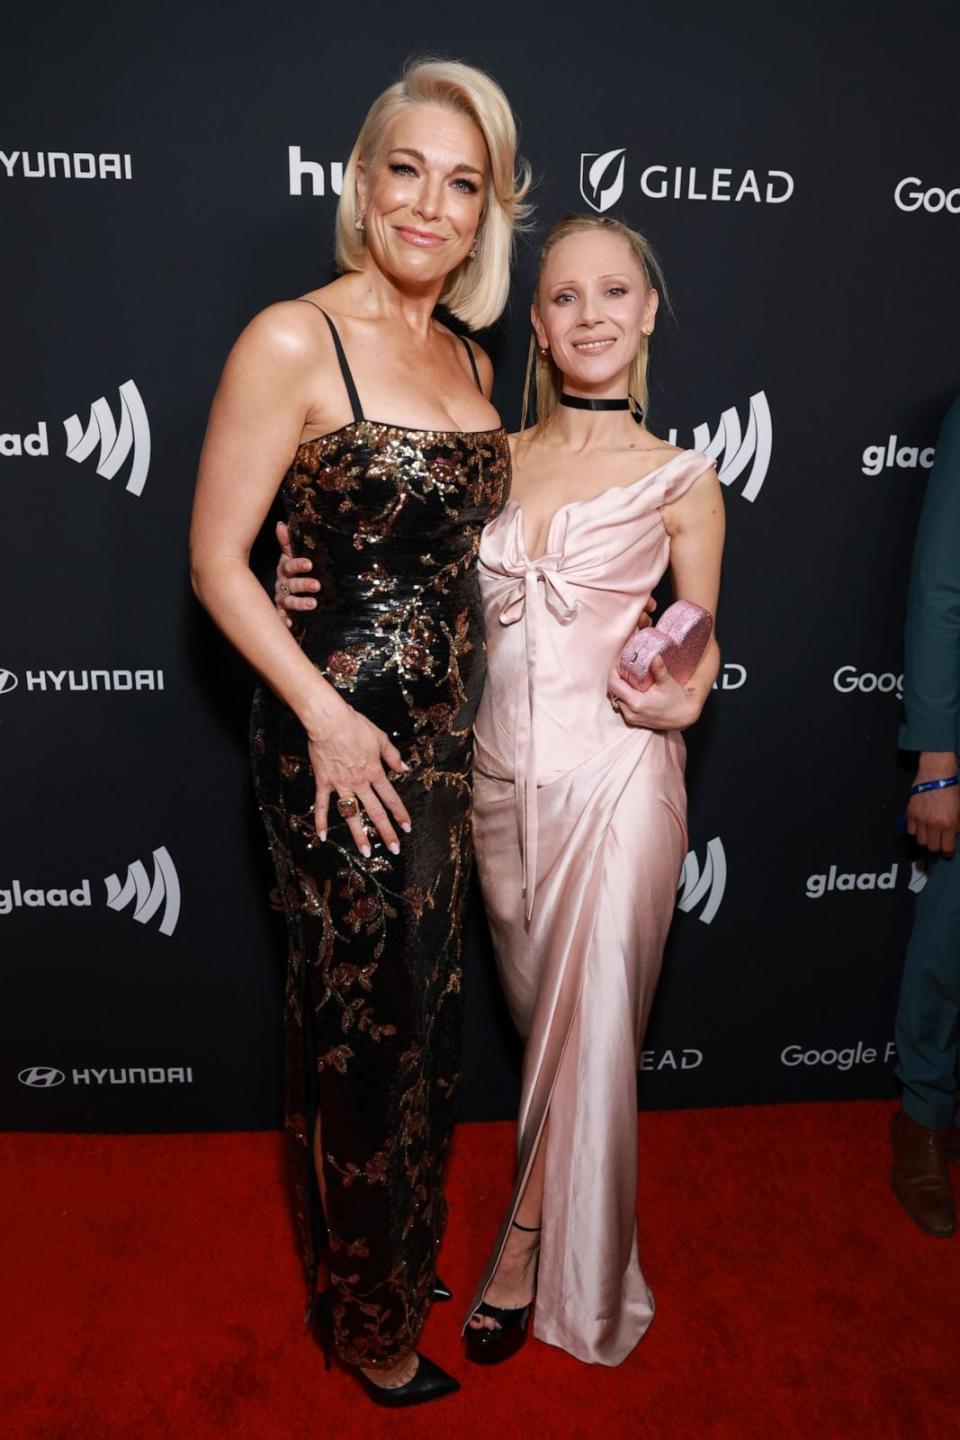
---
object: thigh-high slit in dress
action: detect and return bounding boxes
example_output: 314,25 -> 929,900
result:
464,450 -> 711,1366
250,306 -> 510,1368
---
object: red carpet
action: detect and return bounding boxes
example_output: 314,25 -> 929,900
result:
2,1102 -> 958,1440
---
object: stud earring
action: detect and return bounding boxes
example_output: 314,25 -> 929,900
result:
354,212 -> 365,232
538,347 -> 549,361
468,241 -> 478,259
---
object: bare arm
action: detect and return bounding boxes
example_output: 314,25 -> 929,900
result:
190,304 -> 410,852
608,466 -> 725,728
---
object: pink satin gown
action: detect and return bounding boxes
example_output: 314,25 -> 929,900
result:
465,449 -> 712,1365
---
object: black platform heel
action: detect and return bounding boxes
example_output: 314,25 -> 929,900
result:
311,1290 -> 460,1406
464,1220 -> 541,1367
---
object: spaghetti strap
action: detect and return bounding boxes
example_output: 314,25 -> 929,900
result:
294,299 -> 364,423
459,334 -> 482,392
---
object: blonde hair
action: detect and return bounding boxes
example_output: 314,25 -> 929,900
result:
336,58 -> 532,331
521,214 -> 669,431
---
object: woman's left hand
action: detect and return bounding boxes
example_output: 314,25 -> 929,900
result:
607,653 -> 700,731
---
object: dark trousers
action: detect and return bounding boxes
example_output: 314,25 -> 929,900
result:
895,851 -> 960,1130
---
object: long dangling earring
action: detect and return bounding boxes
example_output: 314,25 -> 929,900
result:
354,211 -> 365,232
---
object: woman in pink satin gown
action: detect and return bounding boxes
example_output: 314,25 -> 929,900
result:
463,215 -> 724,1366
276,214 -> 725,1369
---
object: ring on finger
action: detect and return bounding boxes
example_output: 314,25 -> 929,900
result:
609,696 -> 622,713
279,582 -> 289,596
336,795 -> 360,819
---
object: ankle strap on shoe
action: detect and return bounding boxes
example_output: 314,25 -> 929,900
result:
511,1220 -> 542,1232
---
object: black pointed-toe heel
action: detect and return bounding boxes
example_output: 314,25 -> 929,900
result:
464,1220 -> 541,1367
310,1289 -> 459,1406
432,1275 -> 453,1302
355,1352 -> 460,1408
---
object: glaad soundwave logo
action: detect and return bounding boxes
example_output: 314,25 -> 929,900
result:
668,392 -> 771,503
64,380 -> 150,497
580,148 -> 627,213
677,837 -> 726,925
0,847 -> 181,936
104,847 -> 181,937
1,380 -> 151,498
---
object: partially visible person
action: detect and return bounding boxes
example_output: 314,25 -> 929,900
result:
892,393 -> 960,1238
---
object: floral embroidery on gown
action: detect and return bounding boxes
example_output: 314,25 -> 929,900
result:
251,309 -> 510,1367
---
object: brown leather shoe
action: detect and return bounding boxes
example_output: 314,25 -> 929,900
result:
890,1111 -> 956,1237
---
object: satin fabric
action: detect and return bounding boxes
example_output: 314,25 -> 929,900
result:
466,449 -> 712,1365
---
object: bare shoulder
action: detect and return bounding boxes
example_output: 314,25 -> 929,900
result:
663,458 -> 724,532
233,299 -> 332,367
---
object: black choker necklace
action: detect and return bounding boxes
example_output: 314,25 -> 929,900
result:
560,393 -> 643,423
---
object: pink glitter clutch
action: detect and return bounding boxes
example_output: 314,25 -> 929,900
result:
617,601 -> 713,692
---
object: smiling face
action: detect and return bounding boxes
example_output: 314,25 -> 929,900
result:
355,103 -> 488,291
532,229 -> 658,395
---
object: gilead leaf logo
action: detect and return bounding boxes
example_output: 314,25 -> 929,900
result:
580,149 -> 627,213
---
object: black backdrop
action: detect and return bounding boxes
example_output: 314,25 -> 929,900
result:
2,1 -> 958,1132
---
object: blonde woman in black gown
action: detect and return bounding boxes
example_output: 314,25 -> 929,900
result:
190,60 -> 528,1407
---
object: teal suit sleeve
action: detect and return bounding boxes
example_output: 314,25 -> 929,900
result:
899,395 -> 960,754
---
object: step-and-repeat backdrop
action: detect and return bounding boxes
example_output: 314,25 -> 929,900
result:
2,3 -> 958,1130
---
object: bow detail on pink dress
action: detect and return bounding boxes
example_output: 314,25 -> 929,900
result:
496,552 -> 580,920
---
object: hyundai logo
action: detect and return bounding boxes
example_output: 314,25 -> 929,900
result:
0,669 -> 19,695
18,1066 -> 65,1088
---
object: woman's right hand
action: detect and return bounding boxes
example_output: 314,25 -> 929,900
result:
306,694 -> 412,857
274,520 -> 320,626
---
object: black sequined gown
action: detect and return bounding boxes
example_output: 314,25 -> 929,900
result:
250,307 -> 510,1368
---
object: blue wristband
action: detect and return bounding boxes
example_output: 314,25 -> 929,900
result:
909,776 -> 960,796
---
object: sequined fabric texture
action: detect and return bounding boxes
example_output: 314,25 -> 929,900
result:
250,418 -> 510,1368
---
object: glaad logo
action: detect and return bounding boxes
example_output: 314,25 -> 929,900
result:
805,862 -> 925,898
0,150 -> 133,181
64,380 -> 150,497
667,392 -> 771,503
105,847 -> 181,937
677,837 -> 726,925
833,665 -> 902,697
580,148 -> 627,213
2,380 -> 151,498
0,847 -> 181,936
289,147 -> 344,197
18,1066 -> 66,1088
894,177 -> 960,214
861,436 -> 935,476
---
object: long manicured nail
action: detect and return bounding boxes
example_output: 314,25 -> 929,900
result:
318,830 -> 326,842
389,842 -> 400,855
361,845 -> 371,858
401,822 -> 412,833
